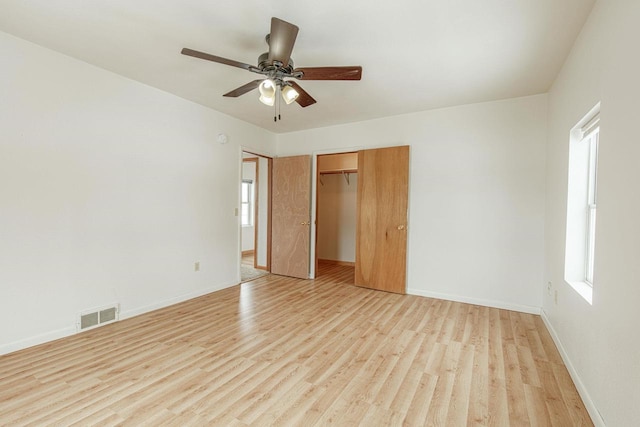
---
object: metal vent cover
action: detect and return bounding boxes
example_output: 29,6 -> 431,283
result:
78,304 -> 119,331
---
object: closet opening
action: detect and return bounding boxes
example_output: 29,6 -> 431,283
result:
315,152 -> 358,278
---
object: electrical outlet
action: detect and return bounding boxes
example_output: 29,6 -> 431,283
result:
547,281 -> 552,296
194,262 -> 200,272
234,208 -> 239,217
554,289 -> 558,305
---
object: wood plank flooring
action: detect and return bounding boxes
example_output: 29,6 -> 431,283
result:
0,263 -> 592,426
242,253 -> 255,268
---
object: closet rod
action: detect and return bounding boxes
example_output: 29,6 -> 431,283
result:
318,169 -> 357,175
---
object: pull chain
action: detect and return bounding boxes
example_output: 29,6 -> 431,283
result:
273,85 -> 278,122
272,86 -> 283,122
278,86 -> 281,121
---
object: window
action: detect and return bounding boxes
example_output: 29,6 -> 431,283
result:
564,104 -> 600,304
241,179 -> 254,227
585,124 -> 599,285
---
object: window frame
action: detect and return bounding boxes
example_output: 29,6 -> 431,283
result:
241,179 -> 254,227
584,128 -> 599,286
564,103 -> 600,305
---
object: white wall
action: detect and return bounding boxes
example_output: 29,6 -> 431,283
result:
278,94 -> 547,313
317,173 -> 357,263
0,32 -> 276,354
544,1 -> 640,425
241,160 -> 256,252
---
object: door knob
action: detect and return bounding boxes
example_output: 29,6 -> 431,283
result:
397,225 -> 405,230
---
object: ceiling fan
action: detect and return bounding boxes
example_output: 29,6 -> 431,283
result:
181,17 -> 362,112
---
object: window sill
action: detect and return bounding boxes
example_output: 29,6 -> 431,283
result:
566,280 -> 593,305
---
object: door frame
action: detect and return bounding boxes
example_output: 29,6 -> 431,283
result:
315,152 -> 359,277
241,157 -> 258,262
309,146 -> 364,279
239,147 -> 274,281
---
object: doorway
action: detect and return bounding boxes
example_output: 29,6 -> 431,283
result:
240,151 -> 271,282
315,152 -> 358,278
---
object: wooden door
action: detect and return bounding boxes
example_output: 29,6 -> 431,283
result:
271,155 -> 311,279
355,146 -> 409,293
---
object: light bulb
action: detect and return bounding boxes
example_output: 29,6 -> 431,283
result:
259,94 -> 275,106
258,79 -> 276,106
258,79 -> 275,96
281,85 -> 299,105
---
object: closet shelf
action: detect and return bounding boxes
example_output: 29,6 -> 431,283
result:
318,169 -> 355,186
318,169 -> 357,174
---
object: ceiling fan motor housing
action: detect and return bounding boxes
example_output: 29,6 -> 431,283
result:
257,52 -> 294,75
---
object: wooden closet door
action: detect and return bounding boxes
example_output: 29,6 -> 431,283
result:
355,146 -> 409,294
271,155 -> 311,279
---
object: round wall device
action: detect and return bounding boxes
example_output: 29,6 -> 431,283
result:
217,133 -> 228,144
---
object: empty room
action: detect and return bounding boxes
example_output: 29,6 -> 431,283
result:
1,1 -> 638,425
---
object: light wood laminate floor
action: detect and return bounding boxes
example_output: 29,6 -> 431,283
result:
0,263 -> 592,426
242,253 -> 255,268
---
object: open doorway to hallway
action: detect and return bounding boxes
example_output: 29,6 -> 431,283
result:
240,151 -> 271,282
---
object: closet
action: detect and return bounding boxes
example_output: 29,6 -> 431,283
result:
316,152 -> 358,275
274,146 -> 408,292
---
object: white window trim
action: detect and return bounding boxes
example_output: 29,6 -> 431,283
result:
584,129 -> 599,286
241,179 -> 254,227
564,103 -> 600,305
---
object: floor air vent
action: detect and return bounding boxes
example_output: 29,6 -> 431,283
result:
78,304 -> 119,331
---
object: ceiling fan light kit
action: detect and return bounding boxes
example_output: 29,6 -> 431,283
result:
257,79 -> 300,107
258,79 -> 276,106
281,85 -> 299,105
181,17 -> 362,120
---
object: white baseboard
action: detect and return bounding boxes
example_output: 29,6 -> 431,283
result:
540,310 -> 604,427
0,326 -> 76,356
407,288 -> 541,315
119,280 -> 239,320
0,280 -> 240,356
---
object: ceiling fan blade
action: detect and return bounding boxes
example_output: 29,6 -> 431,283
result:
295,66 -> 362,80
267,17 -> 299,67
223,80 -> 263,97
288,81 -> 316,108
181,48 -> 254,71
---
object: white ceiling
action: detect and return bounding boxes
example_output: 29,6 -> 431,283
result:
0,0 -> 595,133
